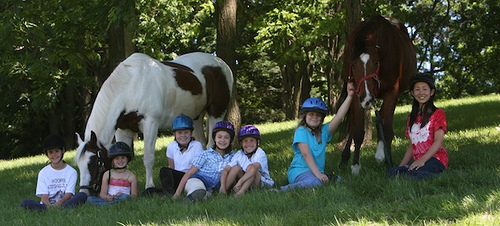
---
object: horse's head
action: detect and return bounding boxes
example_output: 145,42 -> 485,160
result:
74,131 -> 111,196
349,32 -> 381,110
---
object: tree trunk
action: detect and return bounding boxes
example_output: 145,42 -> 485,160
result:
215,0 -> 241,133
344,0 -> 372,145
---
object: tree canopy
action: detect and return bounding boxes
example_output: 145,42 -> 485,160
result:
0,0 -> 498,158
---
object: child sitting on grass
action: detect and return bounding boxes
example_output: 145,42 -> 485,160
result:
20,134 -> 87,210
87,142 -> 138,206
219,125 -> 274,198
172,121 -> 235,203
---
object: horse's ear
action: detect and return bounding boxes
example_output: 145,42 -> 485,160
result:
90,131 -> 97,143
75,132 -> 83,145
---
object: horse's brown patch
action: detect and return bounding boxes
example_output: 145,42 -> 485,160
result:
115,111 -> 144,133
203,66 -> 231,118
162,61 -> 203,95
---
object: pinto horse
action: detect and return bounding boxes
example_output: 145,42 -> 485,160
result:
74,52 -> 233,195
338,15 -> 416,174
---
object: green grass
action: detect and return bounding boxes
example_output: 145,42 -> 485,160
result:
1,94 -> 499,225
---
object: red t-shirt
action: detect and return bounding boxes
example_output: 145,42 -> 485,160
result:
405,109 -> 448,168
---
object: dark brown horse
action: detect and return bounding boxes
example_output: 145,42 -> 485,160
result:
338,15 -> 416,174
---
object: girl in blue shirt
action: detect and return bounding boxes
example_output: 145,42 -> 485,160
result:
281,82 -> 354,191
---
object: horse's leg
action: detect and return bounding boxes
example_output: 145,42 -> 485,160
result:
192,112 -> 207,149
351,104 -> 365,175
115,128 -> 135,150
141,118 -> 159,189
339,135 -> 352,168
206,114 -> 225,149
375,94 -> 397,168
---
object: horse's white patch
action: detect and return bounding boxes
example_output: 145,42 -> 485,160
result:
375,140 -> 385,162
359,53 -> 374,108
76,150 -> 94,194
351,164 -> 361,175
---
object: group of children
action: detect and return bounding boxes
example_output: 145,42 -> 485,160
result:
21,73 -> 448,209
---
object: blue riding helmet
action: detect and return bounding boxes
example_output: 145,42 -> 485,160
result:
238,125 -> 261,142
301,97 -> 327,115
108,142 -> 133,162
212,121 -> 235,141
172,114 -> 194,131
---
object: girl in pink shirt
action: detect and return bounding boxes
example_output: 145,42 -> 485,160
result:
87,142 -> 138,206
387,73 -> 448,179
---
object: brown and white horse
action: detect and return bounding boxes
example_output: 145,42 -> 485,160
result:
338,15 -> 416,174
74,52 -> 233,195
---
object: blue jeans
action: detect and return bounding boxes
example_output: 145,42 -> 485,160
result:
387,157 -> 445,179
86,193 -> 130,206
280,171 -> 322,191
20,192 -> 87,211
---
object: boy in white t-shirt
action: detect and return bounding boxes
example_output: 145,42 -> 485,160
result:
220,125 -> 274,198
159,114 -> 203,195
20,134 -> 87,210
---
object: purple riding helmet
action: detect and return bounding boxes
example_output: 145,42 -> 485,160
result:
212,121 -> 235,142
238,125 -> 261,142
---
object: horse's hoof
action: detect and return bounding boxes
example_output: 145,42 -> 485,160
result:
351,164 -> 361,175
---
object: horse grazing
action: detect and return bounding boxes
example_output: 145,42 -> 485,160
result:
74,52 -> 233,195
338,15 -> 416,174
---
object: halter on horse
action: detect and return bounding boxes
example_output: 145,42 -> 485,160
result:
74,52 -> 233,195
338,15 -> 417,174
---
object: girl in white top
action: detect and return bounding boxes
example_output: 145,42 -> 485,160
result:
220,125 -> 274,198
159,114 -> 203,195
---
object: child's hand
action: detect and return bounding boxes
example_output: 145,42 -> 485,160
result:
409,159 -> 425,170
219,187 -> 227,195
172,193 -> 181,200
347,82 -> 355,97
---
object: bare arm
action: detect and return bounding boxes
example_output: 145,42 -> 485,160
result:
129,172 -> 138,198
297,143 -> 328,183
219,165 -> 231,195
172,165 -> 198,200
54,193 -> 73,207
328,82 -> 355,133
409,129 -> 445,170
98,170 -> 113,201
40,194 -> 51,206
399,143 -> 414,166
167,158 -> 175,169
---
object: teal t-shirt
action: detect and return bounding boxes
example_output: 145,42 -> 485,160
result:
287,123 -> 332,183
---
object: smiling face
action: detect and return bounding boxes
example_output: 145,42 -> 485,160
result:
214,130 -> 231,150
112,155 -> 129,169
411,81 -> 435,107
240,137 -> 258,153
174,129 -> 192,146
305,111 -> 324,129
46,148 -> 64,165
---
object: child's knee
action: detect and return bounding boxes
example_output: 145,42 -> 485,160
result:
185,178 -> 206,195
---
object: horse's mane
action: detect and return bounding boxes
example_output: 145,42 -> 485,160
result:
85,54 -> 147,144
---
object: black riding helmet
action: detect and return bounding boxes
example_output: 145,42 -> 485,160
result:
42,134 -> 66,153
408,73 -> 436,91
108,142 -> 133,162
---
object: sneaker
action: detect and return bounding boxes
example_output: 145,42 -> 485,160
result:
326,173 -> 342,184
183,189 -> 206,203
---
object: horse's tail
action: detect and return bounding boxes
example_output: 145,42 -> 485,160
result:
334,81 -> 350,142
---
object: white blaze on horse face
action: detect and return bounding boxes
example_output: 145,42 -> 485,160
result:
76,149 -> 94,193
375,140 -> 385,162
359,53 -> 375,109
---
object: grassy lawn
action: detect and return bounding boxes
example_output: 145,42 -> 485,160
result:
1,94 -> 499,225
